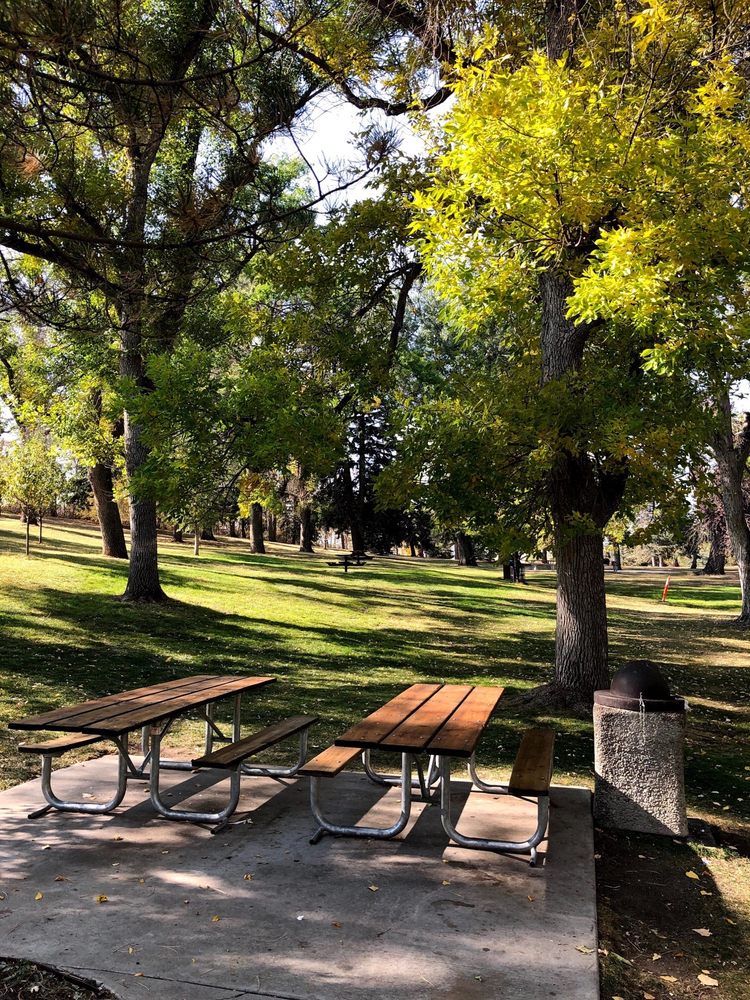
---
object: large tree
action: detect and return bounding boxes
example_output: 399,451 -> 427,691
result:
0,0 -> 331,598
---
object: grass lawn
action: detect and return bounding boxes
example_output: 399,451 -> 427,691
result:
1,513 -> 748,999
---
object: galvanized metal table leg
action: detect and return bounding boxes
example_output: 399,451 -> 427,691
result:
468,753 -> 509,793
27,748 -> 128,819
204,702 -> 216,756
233,694 -> 242,741
309,753 -> 413,844
149,723 -> 241,826
439,756 -> 549,864
362,750 -> 439,796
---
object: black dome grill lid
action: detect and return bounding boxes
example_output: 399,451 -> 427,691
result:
594,659 -> 685,713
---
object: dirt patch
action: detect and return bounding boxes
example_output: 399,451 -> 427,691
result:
596,825 -> 750,999
0,958 -> 117,999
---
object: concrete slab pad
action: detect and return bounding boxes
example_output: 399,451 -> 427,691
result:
0,754 -> 598,999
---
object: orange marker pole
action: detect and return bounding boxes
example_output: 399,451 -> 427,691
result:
661,576 -> 671,603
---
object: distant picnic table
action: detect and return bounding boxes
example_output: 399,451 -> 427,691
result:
327,552 -> 374,573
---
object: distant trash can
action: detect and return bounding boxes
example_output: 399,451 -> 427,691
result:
593,660 -> 688,837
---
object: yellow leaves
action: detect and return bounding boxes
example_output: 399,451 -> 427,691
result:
575,945 -> 594,954
685,870 -> 700,880
367,885 -> 379,892
211,915 -> 221,922
34,891 -> 43,901
95,894 -> 108,904
630,1 -> 675,55
692,927 -> 712,937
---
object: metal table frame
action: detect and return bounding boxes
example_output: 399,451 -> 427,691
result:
309,684 -> 549,862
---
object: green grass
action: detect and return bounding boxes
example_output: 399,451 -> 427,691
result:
1,513 -> 749,998
1,513 -> 749,828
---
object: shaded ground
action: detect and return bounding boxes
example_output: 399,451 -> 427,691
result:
0,760 -> 596,1000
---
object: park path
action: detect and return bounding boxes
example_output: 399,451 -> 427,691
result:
0,758 -> 598,999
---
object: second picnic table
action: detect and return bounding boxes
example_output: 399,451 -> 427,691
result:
299,682 -> 554,862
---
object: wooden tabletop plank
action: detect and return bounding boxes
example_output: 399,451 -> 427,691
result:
426,685 -> 505,757
378,684 -> 474,752
335,683 -> 443,748
80,676 -> 276,735
9,676 -> 275,735
8,675 -> 217,731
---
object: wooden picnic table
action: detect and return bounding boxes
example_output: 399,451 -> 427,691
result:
300,682 -> 554,863
9,674 -> 277,825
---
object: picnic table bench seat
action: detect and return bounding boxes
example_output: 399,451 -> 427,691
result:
18,733 -> 104,755
297,744 -> 362,778
507,729 -> 555,798
192,715 -> 318,770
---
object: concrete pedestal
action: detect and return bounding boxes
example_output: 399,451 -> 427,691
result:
593,703 -> 688,837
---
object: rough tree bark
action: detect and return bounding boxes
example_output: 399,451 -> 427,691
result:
299,504 -> 314,553
172,526 -> 184,543
703,530 -> 726,575
540,269 -> 628,701
201,525 -> 216,541
267,512 -> 277,542
454,531 -> 478,567
711,396 -> 750,623
250,502 -> 266,554
88,463 -> 128,558
341,462 -> 365,554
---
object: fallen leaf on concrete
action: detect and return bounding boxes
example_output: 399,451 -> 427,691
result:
331,921 -> 341,928
128,947 -> 134,955
527,895 -> 535,902
700,890 -> 713,896
113,836 -> 123,842
575,945 -> 594,954
651,954 -> 661,961
243,873 -> 254,881
53,875 -> 68,882
368,885 -> 379,892
693,928 -> 712,937
659,976 -> 677,983
441,880 -> 451,886
95,895 -> 108,904
34,892 -> 43,901
685,870 -> 700,880
697,974 -> 718,987
211,915 -> 220,922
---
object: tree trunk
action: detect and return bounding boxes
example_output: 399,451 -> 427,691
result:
455,531 -> 477,566
193,527 -> 200,557
172,527 -> 184,543
341,461 -> 365,554
201,525 -> 215,541
554,531 -> 610,694
540,268 -> 627,700
409,537 -> 417,558
613,543 -> 622,571
88,463 -> 128,558
228,519 -> 237,538
711,400 -> 750,623
299,504 -> 314,553
25,516 -> 30,556
38,516 -> 42,544
267,512 -> 277,542
703,529 -> 727,574
250,502 -> 265,554
120,316 -> 165,602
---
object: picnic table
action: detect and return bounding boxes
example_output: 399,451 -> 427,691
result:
9,674 -> 317,831
299,683 -> 555,863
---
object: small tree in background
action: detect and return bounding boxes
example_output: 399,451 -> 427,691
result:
3,434 -> 64,554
